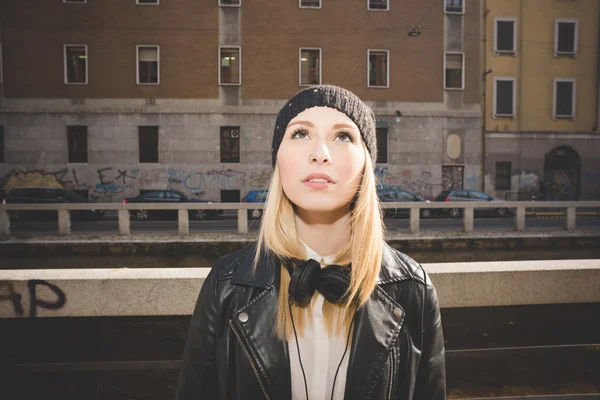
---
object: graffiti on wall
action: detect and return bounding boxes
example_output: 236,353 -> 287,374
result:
0,280 -> 66,318
90,167 -> 138,202
0,169 -> 92,193
166,168 -> 247,198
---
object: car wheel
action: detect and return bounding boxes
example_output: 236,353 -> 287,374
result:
497,208 -> 508,218
193,210 -> 208,221
136,210 -> 149,221
449,208 -> 462,218
421,208 -> 432,218
249,209 -> 263,219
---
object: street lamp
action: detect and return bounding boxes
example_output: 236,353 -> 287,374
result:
408,25 -> 421,37
395,110 -> 403,123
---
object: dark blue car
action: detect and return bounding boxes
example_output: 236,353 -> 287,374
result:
242,189 -> 268,219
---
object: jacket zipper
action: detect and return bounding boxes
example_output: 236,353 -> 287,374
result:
229,319 -> 271,400
388,347 -> 395,400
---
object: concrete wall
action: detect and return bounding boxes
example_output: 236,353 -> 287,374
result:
0,105 -> 481,202
1,260 -> 598,318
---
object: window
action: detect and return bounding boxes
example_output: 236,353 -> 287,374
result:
368,50 -> 389,88
219,46 -> 241,85
0,126 -> 4,163
299,48 -> 321,86
300,0 -> 321,8
220,127 -> 240,163
495,162 -> 511,190
444,52 -> 464,90
368,0 -> 389,11
219,0 -> 241,6
444,0 -> 464,14
494,18 -> 517,54
555,19 -> 578,57
493,77 -> 516,118
67,126 -> 88,163
376,127 -> 388,163
137,0 -> 159,4
139,126 -> 159,163
553,79 -> 576,119
137,45 -> 159,84
64,45 -> 88,84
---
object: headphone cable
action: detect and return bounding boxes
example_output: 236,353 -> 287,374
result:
289,300 -> 357,400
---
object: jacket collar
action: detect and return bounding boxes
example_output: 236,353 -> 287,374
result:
231,241 -> 412,289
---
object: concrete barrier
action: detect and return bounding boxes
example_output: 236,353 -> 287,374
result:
0,260 -> 598,318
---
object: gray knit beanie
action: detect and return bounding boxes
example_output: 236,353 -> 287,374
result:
271,85 -> 377,167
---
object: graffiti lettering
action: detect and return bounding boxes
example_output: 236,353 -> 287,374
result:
0,280 -> 66,318
96,167 -> 112,185
116,169 -> 136,185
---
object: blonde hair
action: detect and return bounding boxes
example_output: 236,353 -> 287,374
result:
252,145 -> 386,340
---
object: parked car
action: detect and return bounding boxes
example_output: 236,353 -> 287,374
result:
3,187 -> 105,221
377,188 -> 432,218
242,189 -> 268,219
123,190 -> 223,221
434,189 -> 512,218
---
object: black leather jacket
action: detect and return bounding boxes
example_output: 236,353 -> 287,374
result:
177,242 -> 446,400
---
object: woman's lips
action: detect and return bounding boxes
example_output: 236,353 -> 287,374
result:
303,180 -> 332,190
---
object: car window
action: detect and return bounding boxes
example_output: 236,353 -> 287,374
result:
400,191 -> 418,201
166,191 -> 182,200
144,191 -> 164,199
396,191 -> 412,201
256,191 -> 268,201
66,191 -> 87,202
470,191 -> 491,200
43,188 -> 65,199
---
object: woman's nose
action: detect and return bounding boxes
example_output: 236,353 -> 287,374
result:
309,144 -> 332,165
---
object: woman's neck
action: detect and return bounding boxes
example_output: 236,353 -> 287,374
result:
294,207 -> 351,257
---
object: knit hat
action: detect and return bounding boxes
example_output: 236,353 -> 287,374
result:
271,85 -> 377,167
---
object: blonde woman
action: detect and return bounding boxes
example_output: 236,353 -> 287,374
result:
177,85 -> 446,400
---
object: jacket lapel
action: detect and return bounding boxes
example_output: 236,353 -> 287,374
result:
343,243 -> 408,400
230,247 -> 292,400
343,286 -> 405,400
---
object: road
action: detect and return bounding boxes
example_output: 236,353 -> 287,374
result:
7,214 -> 600,236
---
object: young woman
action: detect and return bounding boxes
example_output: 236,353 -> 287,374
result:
177,85 -> 446,400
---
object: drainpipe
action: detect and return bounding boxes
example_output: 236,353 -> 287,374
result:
481,0 -> 488,190
593,2 -> 600,132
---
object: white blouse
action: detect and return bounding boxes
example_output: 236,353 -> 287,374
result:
290,240 -> 353,400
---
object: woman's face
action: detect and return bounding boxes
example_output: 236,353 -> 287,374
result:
276,106 -> 366,215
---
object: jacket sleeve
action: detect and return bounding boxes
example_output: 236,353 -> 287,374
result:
176,261 -> 221,400
413,275 -> 446,399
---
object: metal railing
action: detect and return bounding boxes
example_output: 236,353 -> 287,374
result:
0,201 -> 599,236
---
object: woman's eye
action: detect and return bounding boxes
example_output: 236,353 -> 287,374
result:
336,131 -> 353,142
291,129 -> 309,139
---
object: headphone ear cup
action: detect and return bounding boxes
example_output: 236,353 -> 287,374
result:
318,265 -> 351,304
289,260 -> 321,307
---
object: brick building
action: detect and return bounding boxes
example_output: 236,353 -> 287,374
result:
0,0 -> 481,203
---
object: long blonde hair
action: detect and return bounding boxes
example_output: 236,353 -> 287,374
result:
252,145 -> 386,340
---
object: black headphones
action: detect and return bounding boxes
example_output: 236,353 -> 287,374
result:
283,258 -> 352,307
283,257 -> 356,400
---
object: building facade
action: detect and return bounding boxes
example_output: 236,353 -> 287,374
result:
483,0 -> 600,201
0,0 -> 480,203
